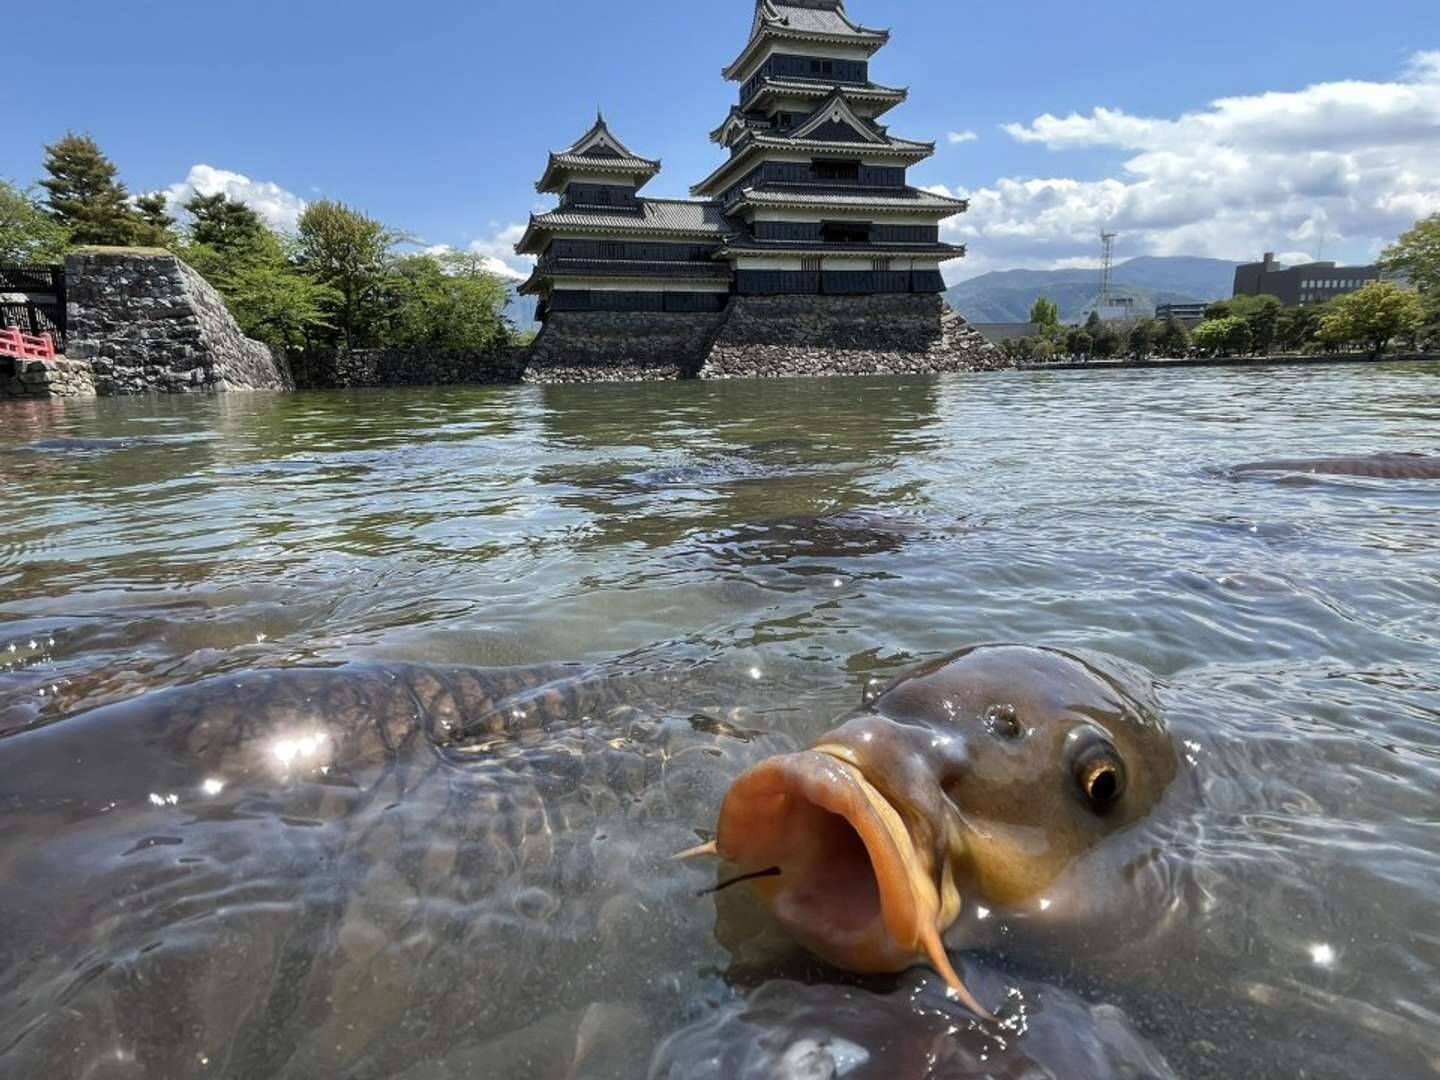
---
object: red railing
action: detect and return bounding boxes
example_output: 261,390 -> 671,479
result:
0,326 -> 55,360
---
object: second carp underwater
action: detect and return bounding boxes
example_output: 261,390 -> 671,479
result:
684,644 -> 1179,1018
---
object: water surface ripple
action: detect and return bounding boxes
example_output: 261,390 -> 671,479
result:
1,364 -> 1438,1078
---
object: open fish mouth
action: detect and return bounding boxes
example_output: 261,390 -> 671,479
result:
699,749 -> 988,1018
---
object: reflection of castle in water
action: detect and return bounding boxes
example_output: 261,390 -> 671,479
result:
532,378 -> 948,558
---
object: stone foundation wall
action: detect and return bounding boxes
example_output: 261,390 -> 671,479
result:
700,294 -> 1008,379
64,248 -> 293,395
296,346 -> 527,389
1,357 -> 96,399
524,310 -> 726,383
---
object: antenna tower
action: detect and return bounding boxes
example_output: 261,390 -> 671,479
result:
1099,231 -> 1117,308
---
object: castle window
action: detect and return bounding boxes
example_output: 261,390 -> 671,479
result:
814,159 -> 861,182
822,221 -> 871,244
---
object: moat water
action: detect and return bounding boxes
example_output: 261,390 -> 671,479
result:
1,365 -> 1438,1078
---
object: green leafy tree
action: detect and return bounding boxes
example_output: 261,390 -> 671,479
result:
184,193 -> 266,255
0,180 -> 70,262
1318,281 -> 1423,358
1154,316 -> 1190,357
1029,296 -> 1060,331
296,199 -> 399,350
1193,316 -> 1250,356
1239,295 -> 1281,354
1379,214 -> 1440,294
1419,295 -> 1440,350
1092,325 -> 1123,359
1085,310 -> 1103,334
1205,299 -> 1234,321
1066,329 -> 1092,359
39,133 -> 139,246
223,256 -> 339,353
382,251 -> 512,352
1224,317 -> 1253,355
1277,305 -> 1324,352
1128,320 -> 1155,359
1030,337 -> 1056,362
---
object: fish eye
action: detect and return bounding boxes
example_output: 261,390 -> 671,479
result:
985,704 -> 1023,741
1074,743 -> 1126,810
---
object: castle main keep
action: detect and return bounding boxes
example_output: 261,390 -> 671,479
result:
517,0 -> 999,381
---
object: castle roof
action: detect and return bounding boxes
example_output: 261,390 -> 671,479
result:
515,198 -> 736,254
536,114 -> 662,194
724,1 -> 889,81
727,186 -> 968,214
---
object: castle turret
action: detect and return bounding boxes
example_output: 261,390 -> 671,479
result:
693,0 -> 967,296
516,115 -> 734,321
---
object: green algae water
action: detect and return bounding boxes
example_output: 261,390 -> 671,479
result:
2,365 -> 1439,1078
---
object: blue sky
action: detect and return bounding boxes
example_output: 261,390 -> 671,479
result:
2,0 -> 1435,282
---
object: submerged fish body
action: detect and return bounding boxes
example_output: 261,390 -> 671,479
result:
1230,452 -> 1440,479
649,971 -> 1180,1080
703,644 -> 1178,1014
0,661 -> 790,1078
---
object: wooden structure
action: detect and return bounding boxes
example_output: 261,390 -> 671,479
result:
517,0 -> 970,319
0,326 -> 56,360
0,265 -> 66,353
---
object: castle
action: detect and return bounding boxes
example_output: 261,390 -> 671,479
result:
517,0 -> 999,381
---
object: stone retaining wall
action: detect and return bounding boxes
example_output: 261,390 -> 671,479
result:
296,346 -> 527,389
700,294 -> 1007,379
1,357 -> 96,399
64,248 -> 293,395
524,310 -> 726,383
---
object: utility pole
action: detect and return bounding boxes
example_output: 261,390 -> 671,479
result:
1100,231 -> 1118,308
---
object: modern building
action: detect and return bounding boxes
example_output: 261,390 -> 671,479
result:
516,0 -> 994,381
1154,302 -> 1209,324
1233,253 -> 1379,307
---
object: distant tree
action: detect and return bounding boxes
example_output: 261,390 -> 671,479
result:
184,193 -> 266,255
296,199 -> 399,350
1193,316 -> 1251,357
1030,337 -> 1056,362
1066,329 -> 1092,359
1085,310 -> 1103,333
131,192 -> 177,248
382,251 -> 513,352
1379,214 -> 1440,295
1276,304 -> 1328,352
1224,316 -> 1253,355
39,133 -> 139,246
1205,298 -> 1234,321
1029,296 -> 1060,330
1153,316 -> 1190,357
1238,295 -> 1282,354
1318,281 -> 1423,359
1419,295 -> 1440,351
1092,325 -> 1124,359
0,179 -> 70,263
1128,320 -> 1155,359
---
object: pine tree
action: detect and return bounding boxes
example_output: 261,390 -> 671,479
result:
133,192 -> 176,248
39,133 -> 139,246
184,193 -> 265,254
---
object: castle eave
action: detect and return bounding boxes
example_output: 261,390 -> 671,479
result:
731,187 -> 969,215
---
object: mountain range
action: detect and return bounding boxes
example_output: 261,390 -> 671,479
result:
943,256 -> 1242,323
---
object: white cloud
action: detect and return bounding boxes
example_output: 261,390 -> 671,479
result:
164,164 -> 308,231
466,223 -> 533,281
942,52 -> 1440,281
947,130 -> 979,145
